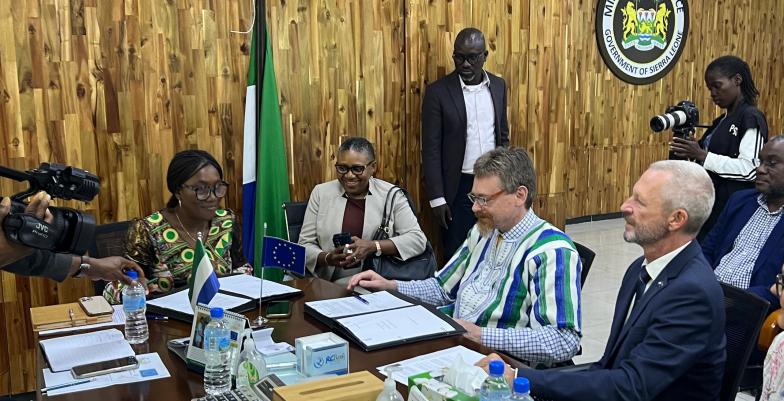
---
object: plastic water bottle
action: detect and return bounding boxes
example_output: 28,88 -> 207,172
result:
236,336 -> 267,389
204,307 -> 232,395
479,360 -> 511,401
122,270 -> 148,344
509,377 -> 534,401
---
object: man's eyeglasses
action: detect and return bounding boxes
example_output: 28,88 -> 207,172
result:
181,181 -> 229,200
335,161 -> 374,176
776,273 -> 784,297
452,52 -> 485,65
467,189 -> 506,207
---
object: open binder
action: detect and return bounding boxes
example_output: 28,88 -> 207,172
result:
304,290 -> 464,351
147,275 -> 302,322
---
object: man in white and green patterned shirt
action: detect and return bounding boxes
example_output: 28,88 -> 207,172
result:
348,147 -> 582,366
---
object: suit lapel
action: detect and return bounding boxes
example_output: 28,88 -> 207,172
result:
446,73 -> 467,130
488,74 -> 503,138
602,257 -> 643,365
362,179 -> 386,239
752,217 -> 784,280
604,242 -> 701,365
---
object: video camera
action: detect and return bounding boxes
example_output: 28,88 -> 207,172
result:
650,100 -> 700,139
1,163 -> 100,255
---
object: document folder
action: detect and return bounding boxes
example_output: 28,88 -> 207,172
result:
146,276 -> 302,323
304,290 -> 464,351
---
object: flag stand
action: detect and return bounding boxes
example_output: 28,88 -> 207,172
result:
251,223 -> 269,328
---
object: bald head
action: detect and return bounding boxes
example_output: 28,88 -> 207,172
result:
455,28 -> 486,49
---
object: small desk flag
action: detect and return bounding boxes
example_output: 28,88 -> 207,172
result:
187,237 -> 221,311
262,236 -> 306,276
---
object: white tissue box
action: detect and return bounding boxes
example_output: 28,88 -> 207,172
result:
295,332 -> 349,376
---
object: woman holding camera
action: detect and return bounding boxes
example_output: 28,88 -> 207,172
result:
671,55 -> 768,241
298,137 -> 427,284
103,150 -> 251,303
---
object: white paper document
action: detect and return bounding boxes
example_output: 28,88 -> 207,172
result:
42,352 -> 170,395
377,345 -> 486,385
218,274 -> 302,299
336,305 -> 455,347
40,305 -> 126,336
39,329 -> 135,372
147,290 -> 250,316
306,291 -> 412,318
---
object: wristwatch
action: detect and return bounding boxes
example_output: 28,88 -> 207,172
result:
73,255 -> 91,278
374,241 -> 382,257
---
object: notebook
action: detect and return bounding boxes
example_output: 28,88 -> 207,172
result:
39,329 -> 135,372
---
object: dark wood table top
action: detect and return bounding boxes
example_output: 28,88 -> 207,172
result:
37,278 -> 495,400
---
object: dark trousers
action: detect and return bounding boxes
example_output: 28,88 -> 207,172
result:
442,173 -> 477,259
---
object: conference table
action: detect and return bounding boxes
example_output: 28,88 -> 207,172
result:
36,278 -> 502,400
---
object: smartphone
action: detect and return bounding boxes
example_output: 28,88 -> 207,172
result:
71,356 -> 139,378
265,301 -> 292,318
78,296 -> 114,316
332,232 -> 354,254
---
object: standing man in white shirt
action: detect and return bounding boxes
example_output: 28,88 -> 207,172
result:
421,27 -> 509,258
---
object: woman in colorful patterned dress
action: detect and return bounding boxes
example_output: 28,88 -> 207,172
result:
103,150 -> 251,303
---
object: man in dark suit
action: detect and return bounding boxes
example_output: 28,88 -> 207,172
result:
421,27 -> 509,258
479,160 -> 726,401
703,136 -> 784,306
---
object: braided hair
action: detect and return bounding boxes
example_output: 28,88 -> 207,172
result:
706,55 -> 760,106
165,150 -> 223,208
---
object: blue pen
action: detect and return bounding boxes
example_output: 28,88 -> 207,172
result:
42,378 -> 92,393
145,313 -> 168,321
353,294 -> 370,305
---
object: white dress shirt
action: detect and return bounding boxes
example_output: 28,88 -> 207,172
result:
460,72 -> 496,174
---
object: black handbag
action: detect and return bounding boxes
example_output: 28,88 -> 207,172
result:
365,186 -> 437,281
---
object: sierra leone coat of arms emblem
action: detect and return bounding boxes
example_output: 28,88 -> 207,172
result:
596,0 -> 689,85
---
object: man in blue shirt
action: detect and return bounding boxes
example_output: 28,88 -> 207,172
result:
702,136 -> 784,306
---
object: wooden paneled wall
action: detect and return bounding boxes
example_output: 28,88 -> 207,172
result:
1,0 -> 783,394
0,0 -> 253,394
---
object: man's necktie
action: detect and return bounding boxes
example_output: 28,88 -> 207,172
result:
633,266 -> 652,308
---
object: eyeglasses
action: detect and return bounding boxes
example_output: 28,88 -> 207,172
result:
335,161 -> 374,176
452,52 -> 485,65
467,189 -> 506,207
777,273 -> 784,297
181,181 -> 229,200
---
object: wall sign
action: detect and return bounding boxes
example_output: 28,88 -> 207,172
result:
595,0 -> 689,85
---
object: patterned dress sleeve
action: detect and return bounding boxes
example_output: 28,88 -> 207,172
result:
102,219 -> 156,304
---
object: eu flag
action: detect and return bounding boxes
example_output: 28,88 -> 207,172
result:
262,236 -> 306,276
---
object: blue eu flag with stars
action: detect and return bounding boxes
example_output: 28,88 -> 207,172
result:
262,236 -> 306,276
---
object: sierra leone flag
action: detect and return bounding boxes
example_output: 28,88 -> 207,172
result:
187,237 -> 220,311
242,26 -> 290,282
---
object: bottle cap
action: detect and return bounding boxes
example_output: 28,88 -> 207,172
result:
126,270 -> 138,280
514,377 -> 530,393
210,307 -> 224,319
489,360 -> 505,376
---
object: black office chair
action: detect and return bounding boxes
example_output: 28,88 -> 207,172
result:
282,201 -> 308,243
86,220 -> 132,295
720,283 -> 770,401
574,241 -> 595,286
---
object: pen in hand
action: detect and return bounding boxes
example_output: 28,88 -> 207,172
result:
353,294 -> 370,305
